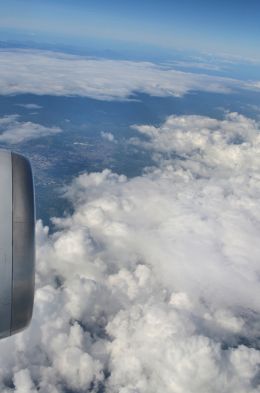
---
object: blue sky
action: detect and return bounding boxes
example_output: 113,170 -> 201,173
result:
1,0 -> 260,60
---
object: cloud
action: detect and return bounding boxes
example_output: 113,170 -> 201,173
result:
101,131 -> 116,142
16,103 -> 43,109
0,112 -> 259,392
247,81 -> 260,90
0,114 -> 61,144
166,60 -> 223,72
0,49 -> 257,100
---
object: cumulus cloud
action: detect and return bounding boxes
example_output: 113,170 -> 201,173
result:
0,49 -> 256,100
0,112 -> 259,392
0,114 -> 61,144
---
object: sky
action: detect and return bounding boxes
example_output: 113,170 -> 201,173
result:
1,0 -> 260,59
0,2 -> 260,392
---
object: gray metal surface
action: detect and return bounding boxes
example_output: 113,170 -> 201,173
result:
0,151 -> 12,338
11,153 -> 35,335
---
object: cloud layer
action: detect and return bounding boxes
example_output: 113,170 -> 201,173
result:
0,112 -> 259,392
0,49 -> 256,100
0,114 -> 61,144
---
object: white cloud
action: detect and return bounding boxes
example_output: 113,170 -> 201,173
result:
101,131 -> 116,142
0,114 -> 61,144
0,112 -> 259,392
247,81 -> 260,90
166,60 -> 223,71
0,49 -> 256,100
16,103 -> 43,109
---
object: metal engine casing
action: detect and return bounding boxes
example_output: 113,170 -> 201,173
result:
0,151 -> 35,338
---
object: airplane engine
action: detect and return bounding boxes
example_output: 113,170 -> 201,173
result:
0,150 -> 35,339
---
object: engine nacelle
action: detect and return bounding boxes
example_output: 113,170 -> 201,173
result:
0,151 -> 35,338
